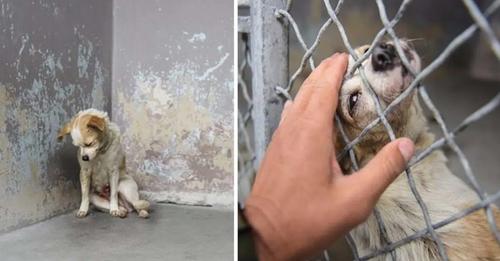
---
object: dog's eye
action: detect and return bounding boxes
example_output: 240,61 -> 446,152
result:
84,142 -> 92,147
348,91 -> 360,117
363,47 -> 369,54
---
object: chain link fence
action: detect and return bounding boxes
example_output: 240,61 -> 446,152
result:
238,0 -> 500,260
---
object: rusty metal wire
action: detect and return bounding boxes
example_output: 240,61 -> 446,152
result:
238,0 -> 500,260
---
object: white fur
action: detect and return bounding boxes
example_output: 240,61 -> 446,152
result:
337,42 -> 500,260
76,108 -> 110,121
70,127 -> 83,146
60,108 -> 150,219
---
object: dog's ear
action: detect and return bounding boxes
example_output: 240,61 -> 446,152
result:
57,119 -> 73,142
87,116 -> 106,132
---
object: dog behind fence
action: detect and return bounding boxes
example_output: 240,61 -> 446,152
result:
238,0 -> 500,260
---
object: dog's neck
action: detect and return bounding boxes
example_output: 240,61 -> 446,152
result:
401,95 -> 429,143
98,128 -> 114,154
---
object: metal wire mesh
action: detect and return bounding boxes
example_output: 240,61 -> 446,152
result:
238,0 -> 500,260
238,32 -> 256,205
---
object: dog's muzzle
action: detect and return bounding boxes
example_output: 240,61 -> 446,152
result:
372,42 -> 397,72
82,155 -> 89,161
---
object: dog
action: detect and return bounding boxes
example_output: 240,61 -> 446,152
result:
58,108 -> 150,218
335,40 -> 500,260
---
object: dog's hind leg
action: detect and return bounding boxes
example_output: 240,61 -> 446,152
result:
118,176 -> 150,218
90,193 -> 127,218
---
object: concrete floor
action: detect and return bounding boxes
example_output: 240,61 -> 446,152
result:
0,204 -> 233,261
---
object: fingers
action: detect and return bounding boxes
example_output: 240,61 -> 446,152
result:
293,53 -> 348,114
348,138 -> 414,204
305,53 -> 348,119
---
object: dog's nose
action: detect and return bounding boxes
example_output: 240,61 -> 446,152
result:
371,43 -> 396,71
82,155 -> 89,161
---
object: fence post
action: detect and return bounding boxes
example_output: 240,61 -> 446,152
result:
250,0 -> 289,167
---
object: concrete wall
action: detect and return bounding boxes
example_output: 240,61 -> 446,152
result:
112,0 -> 234,208
0,0 -> 112,233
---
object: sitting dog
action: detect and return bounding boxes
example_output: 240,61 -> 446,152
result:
58,108 -> 150,218
336,40 -> 500,260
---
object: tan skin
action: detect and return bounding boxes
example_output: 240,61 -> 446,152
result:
244,53 -> 415,260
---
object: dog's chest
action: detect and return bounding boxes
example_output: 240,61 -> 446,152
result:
351,151 -> 477,260
89,159 -> 112,190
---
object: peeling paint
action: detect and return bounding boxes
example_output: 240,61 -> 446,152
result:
112,0 -> 234,208
0,0 -> 112,233
141,190 -> 233,208
77,33 -> 94,79
196,52 -> 230,81
187,33 -> 207,43
0,0 -> 232,234
114,68 -> 233,201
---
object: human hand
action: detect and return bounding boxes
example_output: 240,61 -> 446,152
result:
244,53 -> 414,260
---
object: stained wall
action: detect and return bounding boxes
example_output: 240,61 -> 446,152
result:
112,0 -> 234,208
0,0 -> 112,233
0,0 -> 234,234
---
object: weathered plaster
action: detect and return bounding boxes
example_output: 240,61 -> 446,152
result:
1,0 -> 233,234
112,0 -> 234,208
0,0 -> 112,233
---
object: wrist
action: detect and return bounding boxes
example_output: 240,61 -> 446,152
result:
244,195 -> 290,260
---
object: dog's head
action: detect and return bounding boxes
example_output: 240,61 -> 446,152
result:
336,40 -> 425,167
58,109 -> 109,162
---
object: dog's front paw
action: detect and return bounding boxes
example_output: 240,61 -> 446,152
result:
76,209 -> 88,218
110,208 -> 127,218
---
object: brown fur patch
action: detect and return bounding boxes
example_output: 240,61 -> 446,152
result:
441,207 -> 500,260
86,115 -> 106,132
76,115 -> 107,145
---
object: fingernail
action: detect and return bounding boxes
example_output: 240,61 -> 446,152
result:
398,138 -> 414,162
331,52 -> 338,58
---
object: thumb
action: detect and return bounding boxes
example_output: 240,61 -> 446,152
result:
350,138 -> 414,203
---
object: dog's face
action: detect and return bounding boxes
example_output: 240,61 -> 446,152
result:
336,40 -> 422,164
58,112 -> 107,162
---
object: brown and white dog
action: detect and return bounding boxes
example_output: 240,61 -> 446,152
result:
58,109 -> 150,218
336,41 -> 500,260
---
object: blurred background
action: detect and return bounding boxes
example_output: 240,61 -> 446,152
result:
238,0 -> 500,260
